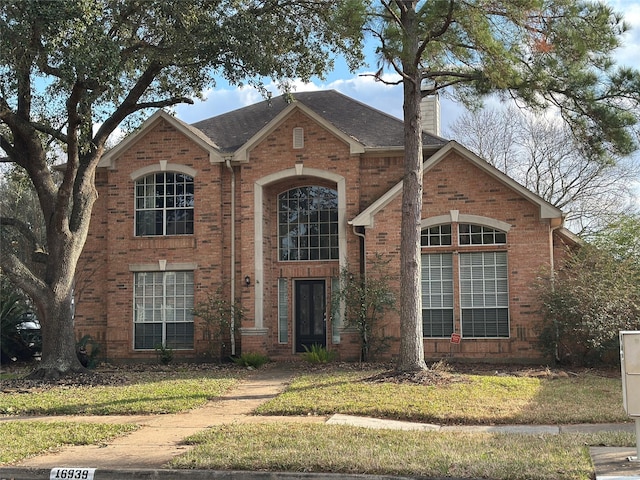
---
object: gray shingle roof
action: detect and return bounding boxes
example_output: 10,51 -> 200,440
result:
191,90 -> 447,153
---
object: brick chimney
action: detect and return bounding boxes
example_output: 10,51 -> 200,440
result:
420,93 -> 441,137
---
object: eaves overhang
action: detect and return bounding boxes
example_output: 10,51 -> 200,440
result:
350,141 -> 564,228
98,110 -> 224,169
233,102 -> 365,162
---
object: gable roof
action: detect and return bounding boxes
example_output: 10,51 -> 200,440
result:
192,90 -> 447,153
98,111 -> 223,169
98,90 -> 448,169
232,100 -> 366,161
350,141 -> 564,228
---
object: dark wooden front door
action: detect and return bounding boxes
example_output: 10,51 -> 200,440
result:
295,280 -> 326,353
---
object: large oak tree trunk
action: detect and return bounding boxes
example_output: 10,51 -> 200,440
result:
28,288 -> 86,379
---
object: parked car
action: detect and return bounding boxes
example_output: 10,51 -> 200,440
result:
0,311 -> 42,363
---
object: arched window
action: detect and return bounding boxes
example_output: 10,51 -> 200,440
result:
135,172 -> 194,236
421,224 -> 452,246
278,186 -> 338,261
421,221 -> 509,338
458,224 -> 506,245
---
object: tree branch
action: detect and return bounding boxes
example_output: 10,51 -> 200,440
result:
0,217 -> 47,260
134,97 -> 195,111
0,246 -> 49,299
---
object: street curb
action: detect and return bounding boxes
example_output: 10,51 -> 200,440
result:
0,467 -> 466,480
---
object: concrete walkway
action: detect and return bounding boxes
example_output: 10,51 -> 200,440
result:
0,365 -> 638,479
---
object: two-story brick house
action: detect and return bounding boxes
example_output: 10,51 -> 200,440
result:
75,90 -> 574,363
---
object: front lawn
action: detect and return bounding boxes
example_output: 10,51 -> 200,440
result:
256,366 -> 627,425
171,424 -> 634,480
0,421 -> 137,464
0,367 -> 239,416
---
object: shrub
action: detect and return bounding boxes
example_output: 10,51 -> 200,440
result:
331,256 -> 397,361
301,344 -> 337,363
154,343 -> 174,365
76,335 -> 101,369
193,285 -> 243,362
233,352 -> 269,368
537,229 -> 640,366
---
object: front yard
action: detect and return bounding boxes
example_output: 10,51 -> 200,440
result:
0,361 -> 634,480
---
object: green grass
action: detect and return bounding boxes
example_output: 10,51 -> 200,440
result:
0,371 -> 239,415
256,369 -> 628,424
0,363 -> 632,478
0,421 -> 137,464
170,423 -> 635,480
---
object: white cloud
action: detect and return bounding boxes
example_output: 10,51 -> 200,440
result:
610,0 -> 640,67
175,73 -> 406,123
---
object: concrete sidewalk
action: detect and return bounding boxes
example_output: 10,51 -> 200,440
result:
1,365 -> 638,479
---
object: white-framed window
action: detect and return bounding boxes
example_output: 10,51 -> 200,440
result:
421,224 -> 452,247
133,271 -> 194,349
293,127 -> 304,149
421,222 -> 510,338
458,223 -> 506,245
460,252 -> 509,337
135,172 -> 194,236
421,253 -> 454,337
278,186 -> 339,261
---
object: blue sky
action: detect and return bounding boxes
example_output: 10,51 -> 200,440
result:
175,0 -> 640,137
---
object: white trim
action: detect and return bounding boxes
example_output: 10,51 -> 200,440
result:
129,262 -> 198,272
253,168 -> 347,331
130,163 -> 198,181
421,213 -> 512,233
350,141 -> 563,227
99,110 -> 223,169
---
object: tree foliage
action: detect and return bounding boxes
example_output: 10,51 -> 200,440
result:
537,214 -> 640,365
192,285 -> 244,362
368,0 -> 640,371
0,0 -> 365,378
331,258 -> 397,362
449,106 -> 640,234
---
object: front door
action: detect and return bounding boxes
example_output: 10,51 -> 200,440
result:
295,280 -> 326,353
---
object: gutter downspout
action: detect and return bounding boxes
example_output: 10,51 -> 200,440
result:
352,224 -> 367,361
225,158 -> 236,356
352,225 -> 366,277
549,218 -> 563,363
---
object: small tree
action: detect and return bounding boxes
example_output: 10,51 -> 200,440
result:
332,257 -> 397,362
192,285 -> 243,362
537,214 -> 640,365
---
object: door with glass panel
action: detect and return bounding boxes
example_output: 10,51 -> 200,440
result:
295,280 -> 326,352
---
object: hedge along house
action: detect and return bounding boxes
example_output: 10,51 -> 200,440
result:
75,90 -> 575,363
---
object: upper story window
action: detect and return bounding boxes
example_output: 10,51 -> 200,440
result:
278,186 -> 338,261
458,224 -> 506,245
421,224 -> 452,247
135,172 -> 194,236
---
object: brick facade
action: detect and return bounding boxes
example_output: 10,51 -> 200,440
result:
75,93 -> 568,364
